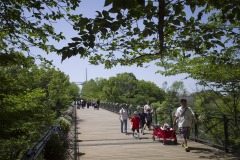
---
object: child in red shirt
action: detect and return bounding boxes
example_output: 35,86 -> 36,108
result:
130,111 -> 141,139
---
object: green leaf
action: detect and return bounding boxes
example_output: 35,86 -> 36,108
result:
102,10 -> 109,18
110,22 -> 120,31
237,9 -> 240,20
174,3 -> 183,15
100,28 -> 108,35
204,41 -> 213,49
211,40 -> 225,48
86,24 -> 92,31
96,11 -> 102,17
116,12 -> 123,20
133,27 -> 140,33
190,3 -> 196,13
104,0 -> 113,7
197,12 -> 203,20
190,16 -> 195,23
173,19 -> 180,26
71,37 -> 81,41
78,47 -> 85,55
137,0 -> 145,6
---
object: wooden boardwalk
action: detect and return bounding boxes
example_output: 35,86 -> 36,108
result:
75,107 -> 239,160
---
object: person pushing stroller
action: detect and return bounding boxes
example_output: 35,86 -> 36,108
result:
174,99 -> 196,151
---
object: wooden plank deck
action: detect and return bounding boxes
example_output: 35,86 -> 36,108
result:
75,107 -> 239,160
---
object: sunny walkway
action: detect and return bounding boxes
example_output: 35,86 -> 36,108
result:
75,107 -> 238,160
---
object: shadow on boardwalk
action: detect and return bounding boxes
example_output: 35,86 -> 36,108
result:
74,107 -> 240,160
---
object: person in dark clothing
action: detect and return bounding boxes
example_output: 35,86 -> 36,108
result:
77,100 -> 80,109
138,107 -> 147,135
146,108 -> 152,130
96,99 -> 100,110
87,100 -> 91,108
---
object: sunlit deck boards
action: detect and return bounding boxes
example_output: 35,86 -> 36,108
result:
75,107 -> 238,160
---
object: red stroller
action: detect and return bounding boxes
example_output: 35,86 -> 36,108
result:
152,125 -> 177,145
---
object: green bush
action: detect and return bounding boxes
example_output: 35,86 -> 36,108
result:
66,107 -> 73,117
59,117 -> 71,134
63,115 -> 73,123
44,133 -> 67,160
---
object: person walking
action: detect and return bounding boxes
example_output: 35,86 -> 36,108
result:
144,100 -> 152,113
130,111 -> 141,139
96,99 -> 100,110
138,107 -> 146,135
174,99 -> 196,150
145,108 -> 152,130
119,104 -> 129,134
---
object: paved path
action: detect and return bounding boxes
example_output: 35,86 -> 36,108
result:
75,107 -> 239,160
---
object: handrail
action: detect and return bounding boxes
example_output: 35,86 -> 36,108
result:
21,104 -> 75,160
100,102 -> 240,153
20,124 -> 59,160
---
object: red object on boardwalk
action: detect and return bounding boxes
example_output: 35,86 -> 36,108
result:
152,125 -> 177,144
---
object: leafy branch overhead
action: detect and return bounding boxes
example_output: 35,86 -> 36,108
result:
60,0 -> 240,69
0,0 -> 81,65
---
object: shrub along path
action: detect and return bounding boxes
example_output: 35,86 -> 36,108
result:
75,106 -> 239,160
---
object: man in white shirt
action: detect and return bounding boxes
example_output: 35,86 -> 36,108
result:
174,99 -> 195,149
119,103 -> 129,134
144,100 -> 152,113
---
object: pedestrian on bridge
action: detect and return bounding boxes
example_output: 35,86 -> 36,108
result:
146,108 -> 152,130
138,107 -> 147,135
130,111 -> 141,139
96,99 -> 100,110
174,99 -> 196,149
144,100 -> 152,113
119,103 -> 129,134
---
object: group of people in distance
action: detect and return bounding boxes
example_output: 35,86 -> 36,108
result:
76,99 -> 100,109
119,99 -> 196,149
119,100 -> 153,139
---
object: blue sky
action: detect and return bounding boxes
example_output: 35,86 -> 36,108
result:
39,0 -> 199,92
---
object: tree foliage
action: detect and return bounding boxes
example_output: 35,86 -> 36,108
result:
60,0 -> 240,68
59,0 -> 239,135
0,0 -> 81,65
81,72 -> 165,105
190,90 -> 240,152
153,81 -> 189,123
1,0 -> 82,157
1,0 -> 240,155
81,79 -> 101,100
60,1 -> 240,122
0,58 -> 80,159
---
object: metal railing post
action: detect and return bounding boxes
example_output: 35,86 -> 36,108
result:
170,109 -> 173,128
194,122 -> 198,142
154,108 -> 157,125
223,115 -> 229,153
74,103 -> 77,160
194,113 -> 198,142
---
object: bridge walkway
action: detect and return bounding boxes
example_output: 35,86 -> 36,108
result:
75,107 -> 238,160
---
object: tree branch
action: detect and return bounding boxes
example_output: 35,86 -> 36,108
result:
158,0 -> 165,56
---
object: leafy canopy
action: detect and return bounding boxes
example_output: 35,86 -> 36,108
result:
60,0 -> 240,69
0,0 -> 81,65
81,72 -> 165,105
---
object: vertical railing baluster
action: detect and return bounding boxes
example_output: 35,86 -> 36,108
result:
169,109 -> 173,128
223,115 -> 229,153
